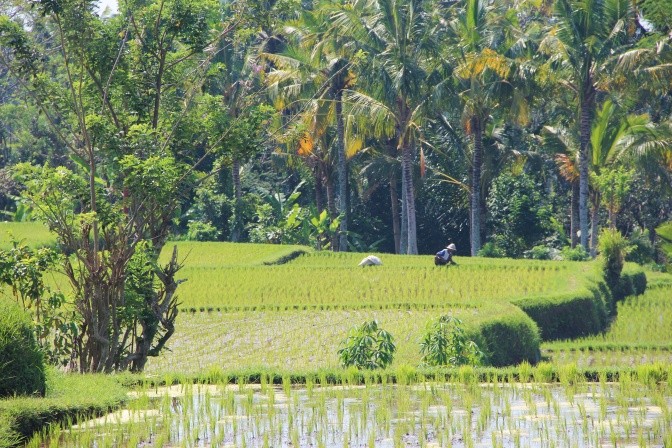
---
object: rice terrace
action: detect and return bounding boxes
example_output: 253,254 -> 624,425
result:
1,223 -> 672,447
2,0 -> 672,445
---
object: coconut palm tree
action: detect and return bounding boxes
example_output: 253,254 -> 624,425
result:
330,0 -> 446,254
264,6 -> 355,251
546,100 -> 659,255
446,0 -> 522,256
539,0 -> 635,252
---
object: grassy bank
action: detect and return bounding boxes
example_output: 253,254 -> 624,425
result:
0,370 -> 127,448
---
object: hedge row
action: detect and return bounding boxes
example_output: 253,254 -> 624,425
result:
0,372 -> 127,447
616,268 -> 647,302
513,268 -> 647,341
473,312 -> 541,367
513,287 -> 607,341
0,298 -> 45,398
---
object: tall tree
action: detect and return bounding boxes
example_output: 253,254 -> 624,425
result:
0,0 -> 230,372
264,5 -> 356,250
540,0 -> 634,253
331,0 -> 445,254
446,0 -> 527,256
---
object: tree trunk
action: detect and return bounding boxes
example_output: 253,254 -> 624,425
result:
335,90 -> 348,252
571,181 -> 579,248
231,158 -> 242,242
402,141 -> 418,255
590,192 -> 600,257
470,116 -> 483,256
389,166 -> 401,254
579,79 -> 594,254
400,175 -> 408,255
314,164 -> 325,214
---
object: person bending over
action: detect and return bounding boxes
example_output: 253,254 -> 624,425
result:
435,243 -> 457,266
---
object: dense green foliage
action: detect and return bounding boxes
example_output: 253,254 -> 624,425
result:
0,0 -> 669,260
338,320 -> 396,370
0,298 -> 45,398
486,172 -> 552,258
420,315 -> 483,367
599,228 -> 632,301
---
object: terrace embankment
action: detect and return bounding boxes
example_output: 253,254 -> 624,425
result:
146,243 -> 658,371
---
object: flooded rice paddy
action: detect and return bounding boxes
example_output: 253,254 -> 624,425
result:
30,377 -> 671,447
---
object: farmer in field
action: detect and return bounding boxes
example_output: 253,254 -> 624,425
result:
435,243 -> 457,266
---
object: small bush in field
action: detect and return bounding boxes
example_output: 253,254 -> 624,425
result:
420,315 -> 483,367
598,228 -> 632,300
561,245 -> 589,261
0,298 -> 45,397
525,245 -> 552,260
477,242 -> 506,258
338,320 -> 395,370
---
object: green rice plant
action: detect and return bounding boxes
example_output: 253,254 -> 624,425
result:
0,222 -> 55,250
533,362 -> 555,383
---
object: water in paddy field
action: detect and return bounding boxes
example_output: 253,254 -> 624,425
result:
46,382 -> 670,447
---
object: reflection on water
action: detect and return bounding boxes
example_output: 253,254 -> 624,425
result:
43,381 -> 671,447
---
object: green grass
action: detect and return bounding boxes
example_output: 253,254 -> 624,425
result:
0,369 -> 127,447
168,245 -> 589,311
0,222 -> 55,250
159,241 -> 309,267
543,285 -> 672,367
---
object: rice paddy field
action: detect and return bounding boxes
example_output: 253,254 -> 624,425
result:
0,221 -> 54,249
27,372 -> 672,447
3,232 -> 672,446
163,244 -> 587,311
543,285 -> 672,368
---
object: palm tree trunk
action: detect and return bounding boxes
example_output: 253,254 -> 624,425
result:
400,175 -> 408,254
590,192 -> 600,257
470,116 -> 483,256
579,82 -> 593,254
335,90 -> 348,252
325,173 -> 337,251
389,166 -> 401,254
571,181 -> 579,248
231,158 -> 242,242
314,164 -> 324,214
402,141 -> 418,255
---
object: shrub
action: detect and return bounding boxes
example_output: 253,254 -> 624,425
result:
0,298 -> 45,398
561,245 -> 589,261
475,313 -> 541,367
338,320 -> 396,370
524,245 -> 552,260
486,172 -> 552,258
419,316 -> 483,367
186,221 -> 220,241
625,228 -> 654,265
629,270 -> 647,296
514,288 -> 608,340
477,242 -> 506,258
598,228 -> 632,300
